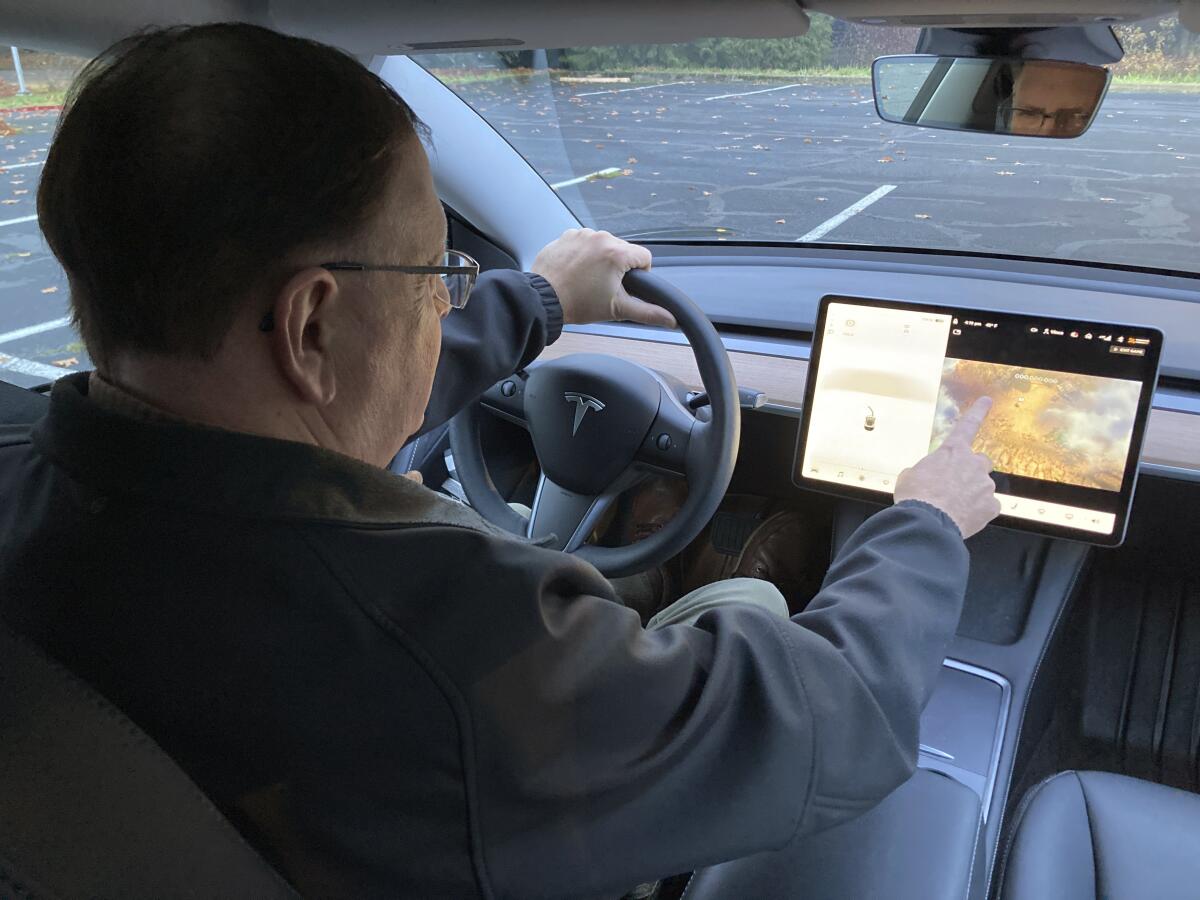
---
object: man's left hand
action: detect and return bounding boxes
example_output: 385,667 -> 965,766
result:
531,228 -> 677,329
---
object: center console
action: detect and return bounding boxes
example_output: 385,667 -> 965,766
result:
833,502 -> 1091,900
679,497 -> 1090,900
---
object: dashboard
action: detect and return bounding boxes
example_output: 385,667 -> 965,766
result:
542,331 -> 1197,477
537,248 -> 1200,498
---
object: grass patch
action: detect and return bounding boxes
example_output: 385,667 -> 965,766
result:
433,64 -> 1200,92
0,91 -> 65,109
429,68 -> 538,86
1111,72 -> 1200,91
564,65 -> 871,81
429,65 -> 874,87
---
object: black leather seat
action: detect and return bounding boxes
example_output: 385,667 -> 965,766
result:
684,768 -> 982,900
1000,770 -> 1200,900
0,619 -> 299,898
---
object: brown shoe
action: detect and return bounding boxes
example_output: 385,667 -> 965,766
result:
733,509 -> 818,608
679,496 -> 822,612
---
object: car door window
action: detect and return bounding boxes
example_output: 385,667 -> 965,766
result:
0,47 -> 89,388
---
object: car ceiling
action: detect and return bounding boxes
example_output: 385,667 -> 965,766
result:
0,0 -> 1188,58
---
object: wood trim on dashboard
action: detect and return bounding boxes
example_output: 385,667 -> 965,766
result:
541,331 -> 1200,473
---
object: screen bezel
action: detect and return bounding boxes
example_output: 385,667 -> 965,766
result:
792,295 -> 1163,546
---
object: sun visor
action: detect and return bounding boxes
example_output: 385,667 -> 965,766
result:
0,0 -> 811,58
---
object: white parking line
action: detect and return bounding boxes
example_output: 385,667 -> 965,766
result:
702,83 -> 805,102
550,167 -> 621,190
0,352 -> 72,381
576,80 -> 693,97
0,160 -> 46,170
0,316 -> 73,346
796,185 -> 897,243
0,214 -> 38,228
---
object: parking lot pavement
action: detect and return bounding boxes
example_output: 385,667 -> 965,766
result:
3,76 -> 1200,388
0,110 -> 79,388
457,75 -> 1200,266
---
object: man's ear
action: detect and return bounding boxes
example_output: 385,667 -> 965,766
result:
268,267 -> 340,406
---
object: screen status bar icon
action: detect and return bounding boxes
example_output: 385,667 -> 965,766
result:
1025,325 -> 1149,347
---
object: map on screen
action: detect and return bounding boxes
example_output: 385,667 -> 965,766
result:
929,359 -> 1143,492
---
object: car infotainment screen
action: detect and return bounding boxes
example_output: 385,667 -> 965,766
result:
794,296 -> 1162,545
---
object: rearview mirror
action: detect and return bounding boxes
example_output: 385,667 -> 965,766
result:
872,55 -> 1110,139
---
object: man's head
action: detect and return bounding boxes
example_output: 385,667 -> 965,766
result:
1009,60 -> 1105,138
38,23 -> 450,464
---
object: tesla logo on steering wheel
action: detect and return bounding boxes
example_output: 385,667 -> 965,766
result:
564,392 -> 606,436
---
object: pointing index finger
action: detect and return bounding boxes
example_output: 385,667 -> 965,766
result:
945,396 -> 993,449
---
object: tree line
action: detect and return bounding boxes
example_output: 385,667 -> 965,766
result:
497,14 -> 1200,79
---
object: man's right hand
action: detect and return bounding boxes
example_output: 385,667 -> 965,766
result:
530,228 -> 677,329
893,397 -> 1001,539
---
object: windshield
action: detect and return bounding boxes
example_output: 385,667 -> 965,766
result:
423,14 -> 1200,274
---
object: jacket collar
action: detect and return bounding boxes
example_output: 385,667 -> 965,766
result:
33,372 -> 505,533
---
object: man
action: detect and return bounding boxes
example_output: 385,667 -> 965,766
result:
0,23 -> 999,899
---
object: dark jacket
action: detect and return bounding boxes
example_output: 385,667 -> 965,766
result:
0,269 -> 969,899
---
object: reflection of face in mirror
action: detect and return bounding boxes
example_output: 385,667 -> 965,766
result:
873,55 -> 1108,139
1008,62 -> 1105,137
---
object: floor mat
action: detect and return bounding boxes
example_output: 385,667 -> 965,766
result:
1075,548 -> 1200,790
1024,475 -> 1200,794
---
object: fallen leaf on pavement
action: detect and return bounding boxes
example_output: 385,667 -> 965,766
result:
914,214 -> 931,220
52,357 -> 78,368
996,170 -> 1016,176
41,286 -> 58,293
878,156 -> 894,163
775,218 -> 786,224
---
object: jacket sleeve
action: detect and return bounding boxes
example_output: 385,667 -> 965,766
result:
417,269 -> 563,435
418,499 -> 969,899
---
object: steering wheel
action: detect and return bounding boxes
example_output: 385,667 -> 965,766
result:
447,269 -> 740,578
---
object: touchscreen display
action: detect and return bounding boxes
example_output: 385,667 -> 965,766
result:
794,296 -> 1161,544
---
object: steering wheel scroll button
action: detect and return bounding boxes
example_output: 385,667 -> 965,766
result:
656,433 -> 673,452
500,380 -> 516,397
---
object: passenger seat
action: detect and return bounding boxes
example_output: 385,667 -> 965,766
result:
1000,770 -> 1200,900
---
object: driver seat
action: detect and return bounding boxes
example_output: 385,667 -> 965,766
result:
0,617 -> 298,898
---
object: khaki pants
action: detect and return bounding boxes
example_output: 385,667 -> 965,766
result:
645,577 -> 788,630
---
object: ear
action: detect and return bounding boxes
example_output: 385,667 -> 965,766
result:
268,267 -> 341,406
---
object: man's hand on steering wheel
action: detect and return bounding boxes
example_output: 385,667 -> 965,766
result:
448,258 -> 738,578
531,228 -> 678,329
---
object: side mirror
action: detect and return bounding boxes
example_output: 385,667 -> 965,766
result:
872,55 -> 1110,139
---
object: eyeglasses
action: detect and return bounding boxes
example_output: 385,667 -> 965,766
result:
258,249 -> 480,332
